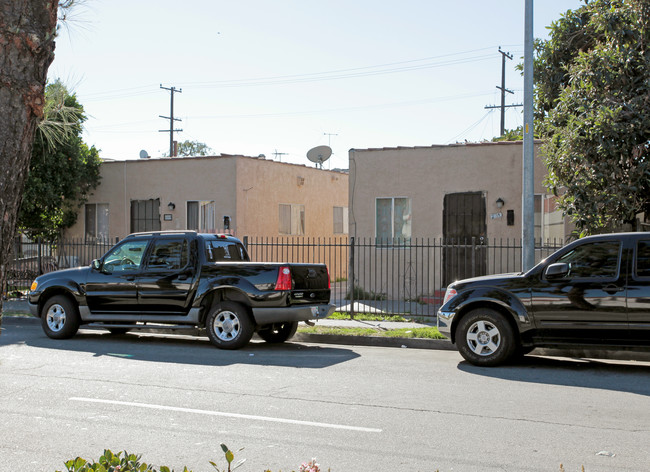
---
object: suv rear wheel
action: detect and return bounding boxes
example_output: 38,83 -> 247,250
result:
456,308 -> 516,367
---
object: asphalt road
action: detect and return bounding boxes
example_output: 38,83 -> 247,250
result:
1,318 -> 650,472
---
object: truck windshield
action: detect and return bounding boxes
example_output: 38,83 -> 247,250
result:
205,240 -> 249,262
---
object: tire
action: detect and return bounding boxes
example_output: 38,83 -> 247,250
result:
205,301 -> 254,350
41,295 -> 80,340
258,321 -> 298,343
455,308 -> 516,367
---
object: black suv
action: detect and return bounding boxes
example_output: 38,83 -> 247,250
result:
438,232 -> 650,366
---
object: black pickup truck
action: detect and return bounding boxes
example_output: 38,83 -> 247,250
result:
28,231 -> 334,349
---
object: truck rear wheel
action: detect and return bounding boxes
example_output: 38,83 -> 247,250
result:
205,301 -> 254,350
258,321 -> 298,343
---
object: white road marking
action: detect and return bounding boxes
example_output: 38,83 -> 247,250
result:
70,397 -> 382,433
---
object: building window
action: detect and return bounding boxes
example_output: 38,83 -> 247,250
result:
187,201 -> 216,232
333,206 -> 349,234
376,197 -> 411,244
535,194 -> 565,243
131,199 -> 161,233
279,203 -> 305,235
85,203 -> 109,242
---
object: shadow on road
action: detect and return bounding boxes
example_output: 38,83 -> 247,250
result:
457,354 -> 650,397
0,318 -> 360,369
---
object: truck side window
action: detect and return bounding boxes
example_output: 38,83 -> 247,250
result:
103,240 -> 149,272
636,240 -> 650,278
557,241 -> 621,279
148,239 -> 188,270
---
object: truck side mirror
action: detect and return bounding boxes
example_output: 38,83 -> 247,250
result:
545,262 -> 569,279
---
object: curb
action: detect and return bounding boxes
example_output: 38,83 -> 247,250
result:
293,332 -> 455,350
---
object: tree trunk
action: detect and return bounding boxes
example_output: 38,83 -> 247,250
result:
0,1 -> 59,325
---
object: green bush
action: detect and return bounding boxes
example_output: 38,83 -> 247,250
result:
57,445 -> 325,472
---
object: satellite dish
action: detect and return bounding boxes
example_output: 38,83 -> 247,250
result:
306,145 -> 332,168
139,150 -> 149,159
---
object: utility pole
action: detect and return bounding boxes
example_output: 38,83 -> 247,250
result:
522,0 -> 535,270
273,149 -> 288,162
485,48 -> 522,136
159,84 -> 183,157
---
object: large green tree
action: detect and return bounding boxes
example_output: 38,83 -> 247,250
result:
19,80 -> 101,239
535,0 -> 650,235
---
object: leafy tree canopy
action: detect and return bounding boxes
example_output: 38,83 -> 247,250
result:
18,80 -> 102,239
165,139 -> 214,157
535,0 -> 650,235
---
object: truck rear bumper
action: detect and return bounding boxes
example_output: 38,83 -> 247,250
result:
252,303 -> 335,325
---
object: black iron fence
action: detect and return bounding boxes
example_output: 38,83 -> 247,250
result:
5,234 -> 564,320
244,236 -> 564,320
4,236 -> 118,296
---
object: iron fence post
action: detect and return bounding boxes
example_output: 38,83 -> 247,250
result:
349,236 -> 355,319
37,237 -> 42,275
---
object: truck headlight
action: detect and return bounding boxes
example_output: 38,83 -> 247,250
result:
442,287 -> 457,305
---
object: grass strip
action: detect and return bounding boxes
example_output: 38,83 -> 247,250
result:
297,325 -> 446,339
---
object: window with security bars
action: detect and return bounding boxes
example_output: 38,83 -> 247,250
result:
130,199 -> 161,233
279,203 -> 305,235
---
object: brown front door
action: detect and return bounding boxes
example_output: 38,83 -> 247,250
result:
443,192 -> 487,286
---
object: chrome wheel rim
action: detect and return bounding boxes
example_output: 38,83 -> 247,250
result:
466,319 -> 501,356
212,310 -> 240,341
46,303 -> 67,332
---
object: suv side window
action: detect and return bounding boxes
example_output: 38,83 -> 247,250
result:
147,239 -> 189,271
556,241 -> 621,279
635,240 -> 650,278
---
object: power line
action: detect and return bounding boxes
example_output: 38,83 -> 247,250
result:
75,46 -> 516,102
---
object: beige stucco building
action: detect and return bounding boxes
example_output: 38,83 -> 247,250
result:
348,141 -> 567,291
66,154 -> 349,241
349,141 -> 565,244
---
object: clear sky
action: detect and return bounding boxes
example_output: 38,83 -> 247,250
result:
49,0 -> 584,170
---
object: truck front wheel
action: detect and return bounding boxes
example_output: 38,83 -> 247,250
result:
205,301 -> 254,350
258,321 -> 298,343
455,308 -> 516,367
41,295 -> 80,339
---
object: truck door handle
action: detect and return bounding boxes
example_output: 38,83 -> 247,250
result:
125,275 -> 136,281
603,284 -> 623,295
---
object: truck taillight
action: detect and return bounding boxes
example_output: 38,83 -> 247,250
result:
275,266 -> 292,291
327,267 -> 331,289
